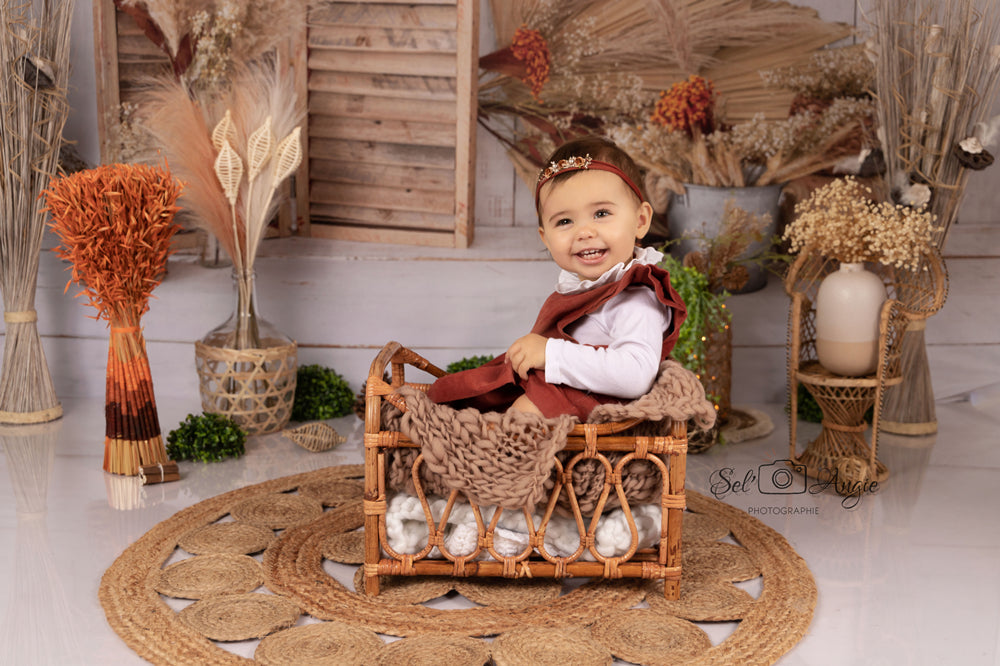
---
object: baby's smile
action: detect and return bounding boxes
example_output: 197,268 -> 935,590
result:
576,248 -> 608,261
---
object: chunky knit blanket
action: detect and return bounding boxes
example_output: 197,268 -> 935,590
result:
387,359 -> 716,511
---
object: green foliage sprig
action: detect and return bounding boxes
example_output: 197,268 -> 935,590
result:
446,355 -> 495,374
167,412 -> 246,463
658,254 -> 731,381
292,364 -> 354,421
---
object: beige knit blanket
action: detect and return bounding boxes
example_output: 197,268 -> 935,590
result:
387,359 -> 716,511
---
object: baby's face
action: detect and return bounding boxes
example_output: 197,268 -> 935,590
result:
537,170 -> 652,281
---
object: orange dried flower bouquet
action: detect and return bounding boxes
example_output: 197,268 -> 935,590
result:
651,75 -> 718,136
479,24 -> 551,100
45,163 -> 183,475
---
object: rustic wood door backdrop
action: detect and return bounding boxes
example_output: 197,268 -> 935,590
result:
92,0 -> 478,248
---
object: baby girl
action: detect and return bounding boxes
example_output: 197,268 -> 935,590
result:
427,136 -> 686,420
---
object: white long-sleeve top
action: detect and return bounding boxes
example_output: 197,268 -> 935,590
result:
543,247 -> 673,400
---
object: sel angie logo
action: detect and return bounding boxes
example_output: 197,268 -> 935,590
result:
709,459 -> 879,509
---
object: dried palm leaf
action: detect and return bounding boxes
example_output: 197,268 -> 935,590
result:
272,128 -> 303,185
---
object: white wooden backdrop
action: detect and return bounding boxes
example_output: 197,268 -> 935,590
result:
64,0 -> 1000,234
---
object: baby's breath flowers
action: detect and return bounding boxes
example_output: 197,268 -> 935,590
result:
783,177 -> 937,270
760,45 -> 875,103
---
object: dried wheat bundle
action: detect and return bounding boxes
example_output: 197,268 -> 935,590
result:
142,63 -> 303,348
0,0 -> 74,424
44,164 -> 183,475
868,0 -> 1000,248
867,0 -> 1000,434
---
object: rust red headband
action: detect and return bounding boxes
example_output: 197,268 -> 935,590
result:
534,154 -> 645,208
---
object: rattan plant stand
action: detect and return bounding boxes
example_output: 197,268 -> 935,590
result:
785,249 -> 946,489
362,342 -> 688,600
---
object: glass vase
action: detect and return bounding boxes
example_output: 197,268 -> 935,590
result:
195,269 -> 297,435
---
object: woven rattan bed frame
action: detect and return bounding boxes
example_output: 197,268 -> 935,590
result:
362,342 -> 687,600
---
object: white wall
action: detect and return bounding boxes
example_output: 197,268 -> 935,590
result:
65,1 -> 99,166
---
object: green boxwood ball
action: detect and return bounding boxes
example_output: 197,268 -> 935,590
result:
166,412 -> 246,463
293,364 -> 355,421
446,355 -> 495,374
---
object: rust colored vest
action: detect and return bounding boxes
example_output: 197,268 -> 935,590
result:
427,262 -> 686,419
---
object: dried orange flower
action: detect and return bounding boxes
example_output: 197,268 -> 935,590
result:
44,163 -> 183,324
511,25 -> 550,100
650,75 -> 717,136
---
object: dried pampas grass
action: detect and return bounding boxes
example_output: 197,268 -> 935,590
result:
143,79 -> 235,258
143,61 -> 304,348
0,0 -> 74,424
144,63 -> 303,268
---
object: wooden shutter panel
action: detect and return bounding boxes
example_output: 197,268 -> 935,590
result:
92,0 -> 478,248
304,0 -> 478,247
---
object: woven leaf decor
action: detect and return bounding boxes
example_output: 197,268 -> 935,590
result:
282,423 -> 346,453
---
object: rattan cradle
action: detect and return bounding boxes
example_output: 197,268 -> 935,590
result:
362,342 -> 688,600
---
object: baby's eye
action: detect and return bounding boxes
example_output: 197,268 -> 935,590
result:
554,217 -> 573,227
594,209 -> 612,219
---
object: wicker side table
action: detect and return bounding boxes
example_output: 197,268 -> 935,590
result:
792,361 -> 893,485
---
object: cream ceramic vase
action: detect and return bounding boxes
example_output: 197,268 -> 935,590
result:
814,262 -> 887,377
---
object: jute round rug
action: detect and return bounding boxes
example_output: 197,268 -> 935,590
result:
100,465 -> 816,665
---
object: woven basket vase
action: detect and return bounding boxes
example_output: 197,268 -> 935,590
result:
195,339 -> 297,435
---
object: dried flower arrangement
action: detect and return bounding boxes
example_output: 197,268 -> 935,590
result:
782,177 -> 937,271
761,44 -> 876,108
478,0 -> 852,176
664,202 -> 775,424
142,64 -> 304,349
0,0 -> 73,424
868,0 -> 1000,248
115,0 -> 299,95
44,164 -> 183,475
609,76 -> 873,192
111,0 -> 301,163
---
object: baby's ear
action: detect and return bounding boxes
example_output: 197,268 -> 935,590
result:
634,201 -> 654,239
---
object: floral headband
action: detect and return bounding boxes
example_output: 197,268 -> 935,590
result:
534,154 -> 645,208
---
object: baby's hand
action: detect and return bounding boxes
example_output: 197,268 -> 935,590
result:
507,334 -> 547,380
